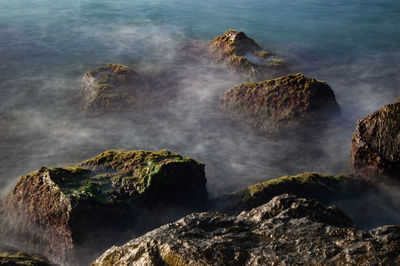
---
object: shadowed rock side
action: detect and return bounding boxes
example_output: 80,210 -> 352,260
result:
0,150 -> 207,265
351,101 -> 400,183
220,73 -> 341,136
92,194 -> 400,265
208,30 -> 289,81
214,172 -> 399,229
82,64 -> 146,112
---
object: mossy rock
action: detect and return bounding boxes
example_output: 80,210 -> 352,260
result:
351,102 -> 400,183
216,173 -> 357,214
215,172 -> 399,229
209,30 -> 288,80
82,64 -> 145,113
220,73 -> 341,136
0,149 -> 206,265
0,251 -> 50,266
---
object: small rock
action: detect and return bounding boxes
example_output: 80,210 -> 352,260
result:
209,30 -> 289,80
82,64 -> 146,113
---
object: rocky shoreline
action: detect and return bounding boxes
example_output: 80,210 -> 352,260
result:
1,30 -> 399,265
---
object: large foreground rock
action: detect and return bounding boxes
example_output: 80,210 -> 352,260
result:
208,30 -> 288,80
82,64 -> 146,112
93,194 -> 400,265
220,73 -> 340,136
351,102 -> 400,183
0,150 -> 206,265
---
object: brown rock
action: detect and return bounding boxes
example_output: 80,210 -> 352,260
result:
351,102 -> 400,183
220,73 -> 340,136
208,30 -> 289,80
82,64 -> 146,112
209,30 -> 289,80
0,150 -> 206,265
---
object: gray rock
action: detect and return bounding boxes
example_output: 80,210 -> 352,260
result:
93,194 -> 400,265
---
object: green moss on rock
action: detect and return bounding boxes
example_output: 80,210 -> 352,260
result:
82,64 -> 143,112
217,172 -> 374,215
220,73 -> 340,136
0,251 -> 50,266
0,149 -> 207,265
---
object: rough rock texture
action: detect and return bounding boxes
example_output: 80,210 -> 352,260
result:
209,30 -> 289,80
93,194 -> 400,265
351,102 -> 400,183
0,150 -> 206,265
220,73 -> 341,136
82,64 -> 145,112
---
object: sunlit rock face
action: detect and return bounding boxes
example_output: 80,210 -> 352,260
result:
208,30 -> 289,81
351,102 -> 400,183
82,64 -> 147,113
0,150 -> 207,265
220,73 -> 341,136
93,194 -> 400,265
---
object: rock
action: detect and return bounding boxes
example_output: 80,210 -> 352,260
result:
92,194 -> 400,265
82,64 -> 146,112
208,30 -> 289,80
351,102 -> 400,183
215,173 -> 362,215
0,252 -> 50,266
214,172 -> 400,229
0,149 -> 207,265
0,241 -> 51,266
220,73 -> 341,136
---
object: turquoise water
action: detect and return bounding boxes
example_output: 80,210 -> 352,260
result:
0,0 -> 399,195
1,0 -> 399,111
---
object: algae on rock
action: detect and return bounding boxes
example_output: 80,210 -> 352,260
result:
0,149 -> 207,265
82,64 -> 145,113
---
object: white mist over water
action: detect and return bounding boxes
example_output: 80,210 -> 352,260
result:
0,0 -> 399,206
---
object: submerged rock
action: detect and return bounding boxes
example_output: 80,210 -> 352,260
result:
82,64 -> 146,112
93,194 -> 400,265
351,102 -> 400,183
0,150 -> 206,265
220,73 -> 340,136
208,30 -> 288,80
